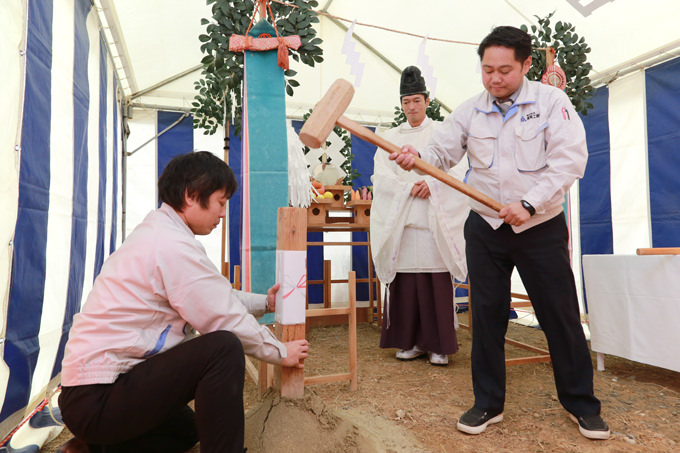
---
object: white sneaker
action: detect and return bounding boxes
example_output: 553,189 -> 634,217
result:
428,352 -> 449,366
396,346 -> 426,360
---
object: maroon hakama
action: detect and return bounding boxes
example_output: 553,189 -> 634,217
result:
380,272 -> 458,355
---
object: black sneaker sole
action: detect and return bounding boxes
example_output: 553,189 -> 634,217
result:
456,413 -> 503,435
568,414 -> 610,440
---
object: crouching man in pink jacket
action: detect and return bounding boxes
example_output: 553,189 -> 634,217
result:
58,151 -> 308,453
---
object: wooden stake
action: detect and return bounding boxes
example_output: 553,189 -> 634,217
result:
323,259 -> 332,308
348,271 -> 358,391
274,207 -> 307,398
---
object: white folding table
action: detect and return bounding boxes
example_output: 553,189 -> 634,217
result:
582,254 -> 680,373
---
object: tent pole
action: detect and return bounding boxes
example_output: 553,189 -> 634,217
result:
121,98 -> 130,241
127,113 -> 189,157
129,103 -> 191,113
591,38 -> 680,86
221,117 -> 230,278
96,0 -> 138,94
129,65 -> 202,101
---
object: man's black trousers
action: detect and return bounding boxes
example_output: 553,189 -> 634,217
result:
464,211 -> 601,417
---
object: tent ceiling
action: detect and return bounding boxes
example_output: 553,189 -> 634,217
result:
100,0 -> 680,124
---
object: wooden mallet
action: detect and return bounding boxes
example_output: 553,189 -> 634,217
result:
299,78 -> 503,212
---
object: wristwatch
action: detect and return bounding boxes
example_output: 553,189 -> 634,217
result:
520,200 -> 536,216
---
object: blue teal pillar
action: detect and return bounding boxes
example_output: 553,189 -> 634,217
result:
242,20 -> 289,293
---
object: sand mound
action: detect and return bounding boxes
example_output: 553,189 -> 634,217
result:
245,388 -> 422,453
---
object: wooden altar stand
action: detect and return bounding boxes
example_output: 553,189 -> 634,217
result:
305,185 -> 381,327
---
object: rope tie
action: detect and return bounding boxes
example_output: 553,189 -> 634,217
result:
277,37 -> 290,70
241,0 -> 292,69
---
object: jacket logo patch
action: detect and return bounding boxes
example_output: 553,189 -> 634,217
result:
520,112 -> 540,122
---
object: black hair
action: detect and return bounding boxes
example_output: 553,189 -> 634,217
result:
158,151 -> 238,211
477,26 -> 532,63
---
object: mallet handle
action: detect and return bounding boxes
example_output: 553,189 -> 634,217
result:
636,247 -> 680,255
336,116 -> 504,212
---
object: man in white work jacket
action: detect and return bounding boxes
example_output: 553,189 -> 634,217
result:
391,26 -> 609,440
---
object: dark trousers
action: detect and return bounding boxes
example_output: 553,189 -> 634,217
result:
464,211 -> 601,416
59,331 -> 246,453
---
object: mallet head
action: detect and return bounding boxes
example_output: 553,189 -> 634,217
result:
299,79 -> 354,149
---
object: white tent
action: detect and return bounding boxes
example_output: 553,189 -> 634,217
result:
108,0 -> 680,120
2,0 -> 680,449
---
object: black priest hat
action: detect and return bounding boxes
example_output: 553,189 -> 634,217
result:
400,66 -> 429,98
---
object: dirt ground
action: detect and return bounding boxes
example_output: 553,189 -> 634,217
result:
43,312 -> 680,452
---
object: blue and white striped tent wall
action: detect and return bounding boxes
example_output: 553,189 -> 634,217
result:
124,109 -> 225,270
575,59 -> 680,311
0,0 -> 121,444
579,60 -> 680,256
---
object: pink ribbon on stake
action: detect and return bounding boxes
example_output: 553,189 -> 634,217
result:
283,273 -> 307,300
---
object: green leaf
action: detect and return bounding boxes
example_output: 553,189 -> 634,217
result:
524,12 -> 593,114
193,0 -> 323,135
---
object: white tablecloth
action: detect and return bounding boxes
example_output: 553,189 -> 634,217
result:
582,254 -> 680,373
